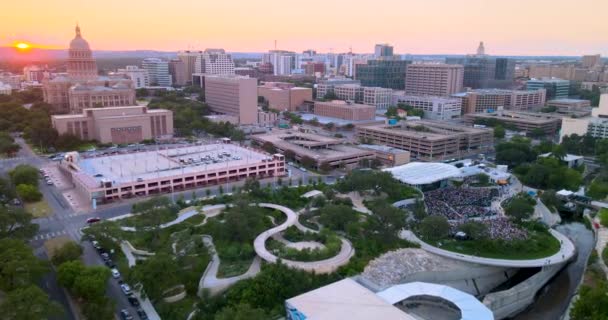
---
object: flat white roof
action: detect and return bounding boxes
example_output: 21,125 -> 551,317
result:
539,153 -> 584,162
286,278 -> 415,320
377,282 -> 494,320
384,162 -> 461,185
77,144 -> 272,185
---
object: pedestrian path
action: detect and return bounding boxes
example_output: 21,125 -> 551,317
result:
32,228 -> 84,241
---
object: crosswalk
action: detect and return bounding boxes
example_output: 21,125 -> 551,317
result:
0,156 -> 26,162
32,228 -> 84,241
35,213 -> 81,223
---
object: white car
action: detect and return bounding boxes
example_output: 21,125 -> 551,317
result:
120,283 -> 131,295
46,180 -> 54,186
111,268 -> 121,279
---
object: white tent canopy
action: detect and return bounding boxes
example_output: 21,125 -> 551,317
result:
384,162 -> 461,185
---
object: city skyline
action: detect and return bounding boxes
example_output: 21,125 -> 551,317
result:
2,0 -> 607,56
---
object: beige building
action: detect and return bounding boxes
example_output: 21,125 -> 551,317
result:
314,101 -> 376,121
453,89 -> 546,114
358,144 -> 410,166
204,74 -> 258,124
356,120 -> 494,161
582,54 -> 602,68
42,25 -> 135,114
317,83 -> 392,110
257,110 -> 278,126
464,111 -> 561,136
257,82 -> 312,112
405,63 -> 464,96
51,105 -> 173,144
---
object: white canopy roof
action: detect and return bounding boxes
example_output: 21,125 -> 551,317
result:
377,282 -> 494,320
384,162 -> 461,185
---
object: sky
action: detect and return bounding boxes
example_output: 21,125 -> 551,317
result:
2,0 -> 607,56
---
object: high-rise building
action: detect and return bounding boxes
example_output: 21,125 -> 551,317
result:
405,64 -> 464,96
141,58 -> 172,87
582,54 -> 602,68
374,44 -> 394,58
116,66 -> 149,89
355,59 -> 411,89
263,50 -> 295,75
526,78 -> 569,100
203,75 -> 257,124
446,42 -> 514,89
168,59 -> 188,86
42,25 -> 135,114
194,49 -> 235,76
392,93 -> 462,120
177,50 -> 202,84
23,65 -> 45,82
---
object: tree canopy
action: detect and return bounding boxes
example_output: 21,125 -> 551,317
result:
0,238 -> 49,291
0,285 -> 63,320
418,215 -> 450,241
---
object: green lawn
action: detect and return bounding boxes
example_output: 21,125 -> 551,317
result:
24,199 -> 52,217
217,258 -> 253,278
430,228 -> 561,260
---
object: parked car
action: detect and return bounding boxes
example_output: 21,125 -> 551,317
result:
46,180 -> 54,186
136,308 -> 148,320
119,309 -> 133,320
111,268 -> 120,279
120,284 -> 131,295
86,217 -> 101,224
127,295 -> 140,307
104,259 -> 115,268
91,240 -> 101,250
100,252 -> 109,260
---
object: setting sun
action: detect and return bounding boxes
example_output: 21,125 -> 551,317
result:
15,42 -> 31,49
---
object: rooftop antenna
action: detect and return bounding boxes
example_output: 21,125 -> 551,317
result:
274,40 -> 277,50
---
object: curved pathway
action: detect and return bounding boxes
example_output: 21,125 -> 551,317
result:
400,229 -> 576,268
253,203 -> 354,274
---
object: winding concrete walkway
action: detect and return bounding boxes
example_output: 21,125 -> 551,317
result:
198,235 -> 261,296
400,229 -> 576,268
253,203 -> 355,274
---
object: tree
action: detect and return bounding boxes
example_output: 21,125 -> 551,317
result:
318,205 -> 358,231
570,283 -> 608,320
72,266 -> 111,301
0,239 -> 49,291
57,260 -> 84,289
475,173 -> 490,186
214,303 -> 269,320
504,195 -> 535,222
128,253 -> 180,301
261,142 -> 276,154
9,165 -> 39,187
283,149 -> 295,160
458,221 -> 488,240
0,285 -> 63,320
319,162 -> 332,173
529,128 -> 546,139
419,215 -> 450,241
51,241 -> 83,266
82,297 -> 115,320
0,206 -> 39,240
366,203 -> 407,242
15,184 -> 42,202
494,125 -> 505,138
300,156 -> 315,169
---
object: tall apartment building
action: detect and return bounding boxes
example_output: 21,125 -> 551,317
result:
51,105 -> 173,144
141,58 -> 172,87
177,50 -> 202,84
374,44 -> 394,58
263,50 -> 296,75
257,82 -> 313,112
446,43 -> 514,89
168,59 -> 188,86
194,49 -> 235,75
452,89 -> 547,114
392,93 -> 462,120
355,59 -> 411,89
203,75 -> 257,124
116,66 -> 149,89
526,78 -> 569,100
582,54 -> 602,68
405,64 -> 464,96
313,101 -> 376,121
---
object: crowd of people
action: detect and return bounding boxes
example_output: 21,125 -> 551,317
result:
451,217 -> 528,241
424,187 -> 497,220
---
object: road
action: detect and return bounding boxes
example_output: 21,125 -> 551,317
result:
10,138 -> 336,319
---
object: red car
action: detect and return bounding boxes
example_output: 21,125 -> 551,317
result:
86,217 -> 101,224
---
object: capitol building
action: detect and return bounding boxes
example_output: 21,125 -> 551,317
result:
42,25 -> 135,114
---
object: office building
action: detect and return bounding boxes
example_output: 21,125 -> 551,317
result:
446,42 -> 514,89
526,78 -> 570,100
203,74 -> 257,124
263,50 -> 296,75
42,25 -> 136,114
375,44 -> 394,58
168,59 -> 188,86
0,82 -> 12,95
405,63 -> 464,96
314,101 -> 376,121
142,58 -> 172,87
356,59 -> 411,89
547,99 -> 591,112
560,94 -> 608,141
61,141 -> 285,205
464,110 -> 562,136
23,65 -> 45,82
319,83 -> 392,109
257,82 -> 313,112
582,54 -> 602,68
252,132 -> 375,169
392,93 -> 462,120
453,89 -> 547,114
116,66 -> 149,89
51,105 -> 173,144
357,120 -> 493,161
0,72 -> 22,90
194,49 -> 235,76
177,50 -> 202,84
303,62 -> 325,75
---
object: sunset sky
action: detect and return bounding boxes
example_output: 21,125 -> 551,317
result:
2,0 -> 607,56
